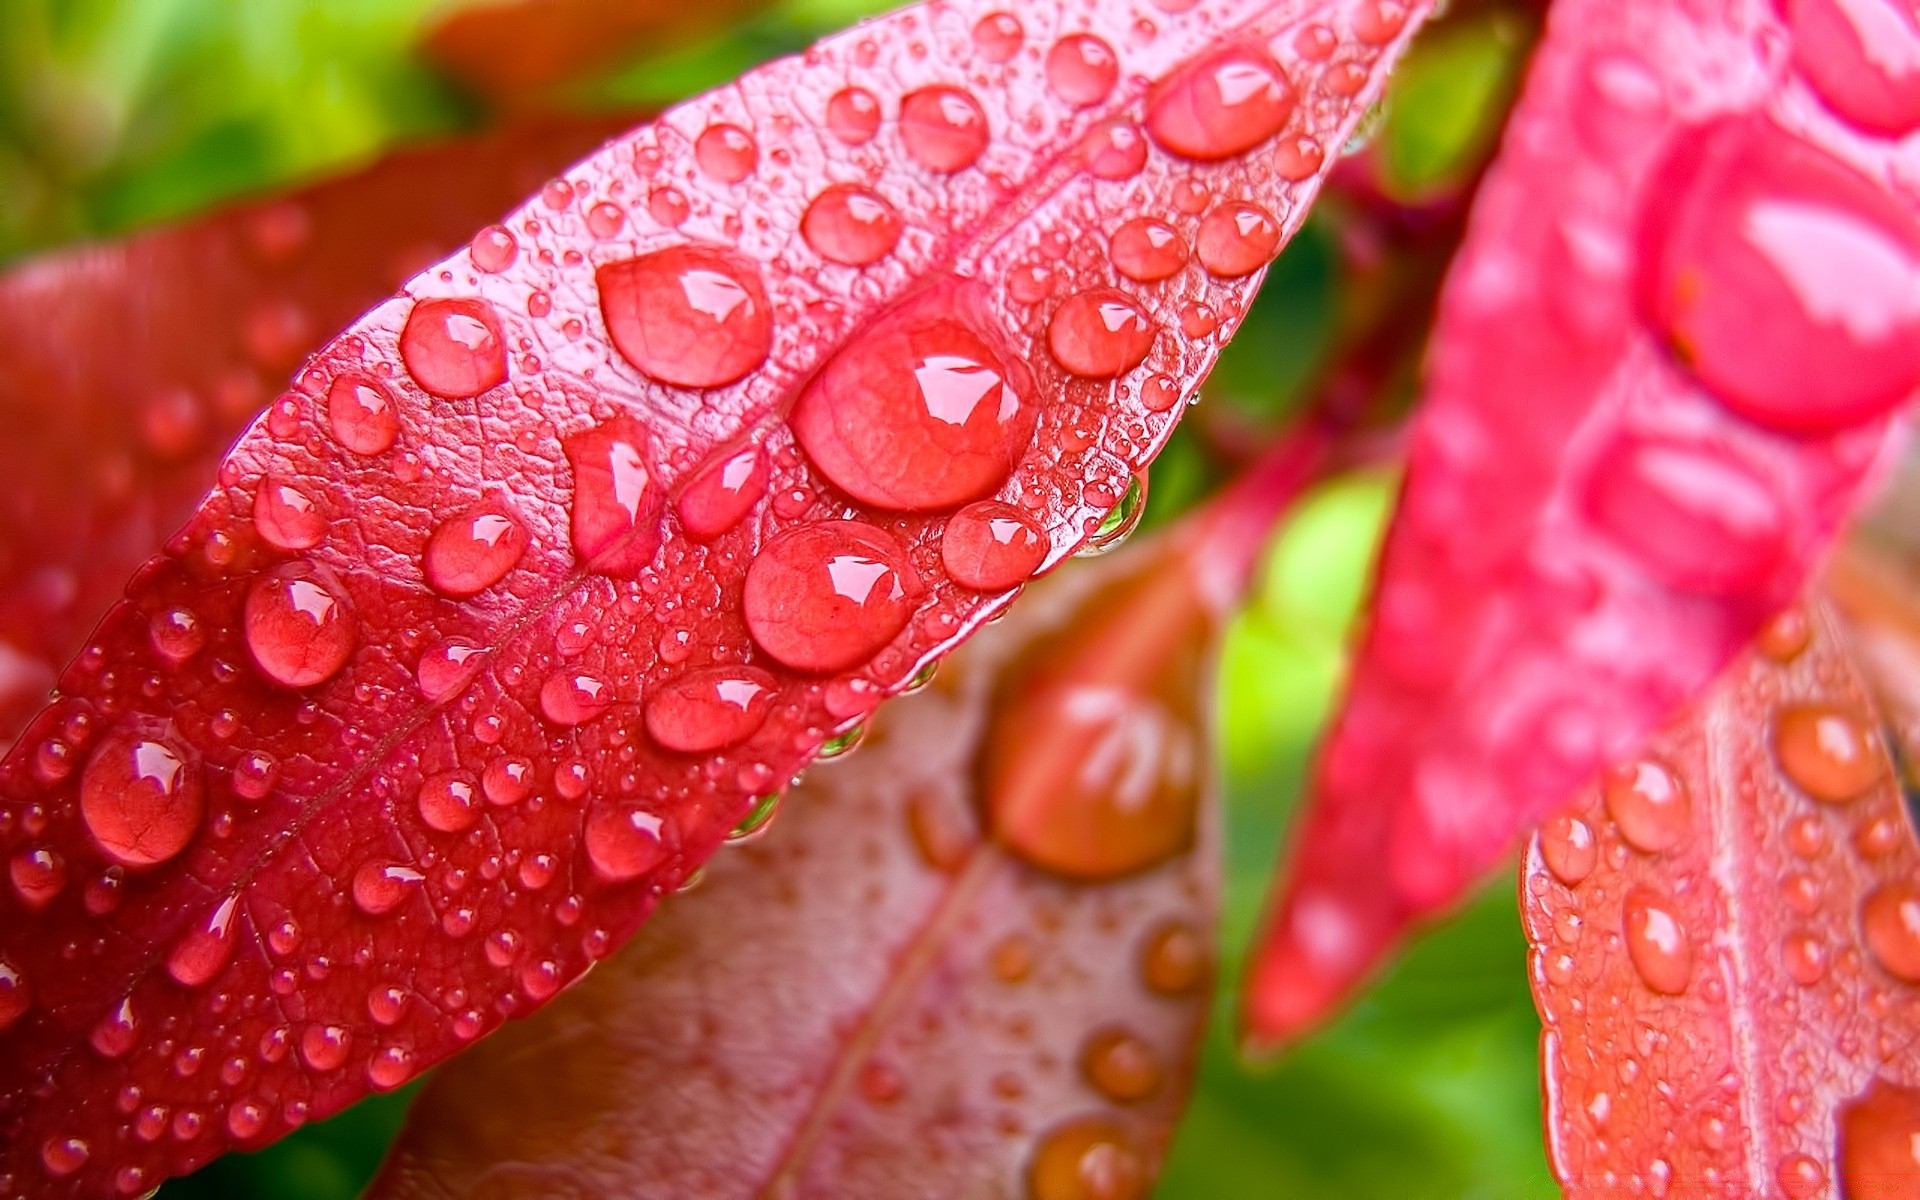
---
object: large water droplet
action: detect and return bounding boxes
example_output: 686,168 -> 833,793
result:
802,184 -> 903,267
596,245 -> 773,388
1641,115 -> 1920,433
540,670 -> 612,726
1048,290 -> 1155,378
743,521 -> 918,673
167,895 -> 239,987
1146,46 -> 1296,161
1840,1077 -> 1920,1199
1585,433 -> 1787,596
424,501 -> 528,597
400,297 -> 507,400
1029,1117 -> 1146,1200
1775,704 -> 1886,802
826,87 -> 882,144
584,806 -> 664,881
676,445 -> 766,540
792,282 -> 1037,510
1109,218 -> 1187,282
1789,0 -> 1920,137
643,666 -> 776,752
1864,883 -> 1920,980
1080,1027 -> 1162,1102
352,862 -> 422,916
941,501 -> 1047,591
326,374 -> 399,456
244,569 -> 356,688
80,729 -> 203,868
1196,201 -> 1280,278
40,1138 -> 88,1178
899,87 -> 990,173
418,771 -> 480,833
1047,34 -> 1119,106
253,476 -> 326,552
1622,885 -> 1693,995
694,124 -> 758,183
565,418 -> 664,575
1540,814 -> 1598,885
1603,759 -> 1691,854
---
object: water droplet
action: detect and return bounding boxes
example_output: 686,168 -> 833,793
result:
1196,201 -> 1280,278
1623,885 -> 1693,994
1354,0 -> 1410,43
1784,931 -> 1828,985
1082,474 -> 1147,555
1604,759 -> 1691,854
584,806 -> 664,881
424,501 -> 528,597
1078,120 -> 1149,180
1760,607 -> 1812,662
367,1045 -> 412,1090
400,297 -> 507,399
540,670 -> 612,726
253,476 -> 326,551
40,1138 -> 87,1178
1029,1117 -> 1146,1200
972,12 -> 1023,62
1790,0 -> 1920,137
1141,921 -> 1208,994
168,895 -> 239,987
1865,883 -> 1920,980
1585,433 -> 1787,596
648,186 -> 690,227
417,638 -> 483,703
743,521 -> 918,673
802,184 -> 903,266
941,502 -> 1047,592
149,607 -> 205,665
1775,704 -> 1886,802
470,225 -> 517,273
1776,1153 -> 1826,1200
0,960 -> 29,1030
1642,115 -> 1920,433
89,997 -> 138,1059
899,87 -> 990,173
368,984 -> 408,1027
1048,290 -> 1155,378
352,861 -> 421,916
597,245 -> 773,388
793,282 -> 1037,510
858,1059 -> 904,1104
1109,218 -> 1187,282
1540,814 -> 1598,885
1047,34 -> 1119,106
1841,1077 -> 1920,1197
677,445 -> 767,540
1147,46 -> 1296,161
326,374 -> 399,457
10,848 -> 64,909
644,666 -> 776,752
826,87 -> 882,144
695,124 -> 758,182
728,791 -> 784,841
586,202 -> 625,239
416,770 -> 480,833
484,756 -> 533,806
300,1024 -> 350,1071
565,417 -> 664,575
244,569 -> 355,688
1081,1027 -> 1162,1102
81,729 -> 203,868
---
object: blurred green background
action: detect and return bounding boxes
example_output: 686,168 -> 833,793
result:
0,1 -> 1553,1196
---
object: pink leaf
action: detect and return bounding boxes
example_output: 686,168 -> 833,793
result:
1246,0 -> 1920,1045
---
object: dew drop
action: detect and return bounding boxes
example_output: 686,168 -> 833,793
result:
1081,1027 -> 1162,1102
1078,121 -> 1149,180
1622,885 -> 1693,995
941,501 -> 1047,591
1604,759 -> 1691,854
424,501 -> 529,597
1776,1153 -> 1826,1200
1760,606 -> 1813,662
149,607 -> 205,665
1585,433 -> 1787,596
167,895 -> 239,987
647,186 -> 690,227
644,666 -> 776,752
1196,201 -> 1280,278
300,1024 -> 350,1071
792,282 -> 1036,510
244,569 -> 355,688
252,476 -> 326,551
416,638 -> 483,704
695,124 -> 758,183
729,791 -> 784,841
226,1100 -> 266,1141
597,245 -> 773,388
1109,218 -> 1188,282
89,998 -> 138,1059
469,225 -> 517,273
677,445 -> 767,540
586,202 -> 626,239
399,297 -> 507,399
1141,921 -> 1208,994
540,670 -> 613,726
899,86 -> 990,173
743,521 -> 918,673
326,374 -> 399,457
1029,1117 -> 1146,1200
1048,290 -> 1155,378
1082,474 -> 1147,555
80,729 -> 203,868
1784,931 -> 1828,986
1789,0 -> 1920,137
417,770 -> 480,833
802,184 -> 903,266
1864,883 -> 1920,981
1146,46 -> 1296,161
367,1045 -> 412,1091
584,806 -> 664,881
1775,704 -> 1886,802
352,862 -> 421,916
826,87 -> 882,144
483,756 -> 534,806
10,848 -> 64,909
40,1138 -> 87,1178
1047,34 -> 1119,106
1840,1077 -> 1920,1198
972,12 -> 1023,62
1540,814 -> 1598,885
565,417 -> 665,575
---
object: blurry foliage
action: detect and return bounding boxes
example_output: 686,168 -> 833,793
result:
0,1 -> 1549,1195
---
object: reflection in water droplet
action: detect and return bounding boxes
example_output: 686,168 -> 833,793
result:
1146,46 -> 1296,161
1622,885 -> 1693,995
743,521 -> 918,673
244,569 -> 356,688
1029,1117 -> 1147,1200
352,862 -> 421,916
417,639 -> 483,704
1789,0 -> 1920,138
90,998 -> 138,1059
540,670 -> 612,727
1049,291 -> 1155,379
1603,759 -> 1691,854
424,501 -> 528,598
399,297 -> 507,399
253,476 -> 326,551
1775,705 -> 1886,803
1081,475 -> 1148,556
81,730 -> 203,868
727,792 -> 784,842
942,502 -> 1047,591
149,607 -> 205,665
1195,201 -> 1280,278
677,445 -> 766,540
1585,433 -> 1787,596
327,374 -> 399,457
40,1137 -> 88,1178
597,245 -> 773,388
899,87 -> 990,173
802,184 -> 904,267
644,667 -> 776,752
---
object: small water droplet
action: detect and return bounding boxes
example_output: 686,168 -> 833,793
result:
1078,120 -> 1149,180
299,1024 -> 350,1071
676,445 -> 766,540
597,245 -> 772,388
1759,606 -> 1812,661
744,521 -> 918,672
0,960 -> 29,1030
149,607 -> 205,665
40,1137 -> 87,1178
899,86 -> 990,173
584,806 -> 664,881
644,667 -> 776,752
1784,930 -> 1828,985
1109,218 -> 1188,281
1081,1027 -> 1162,1102
1623,885 -> 1693,994
1029,1117 -> 1146,1200
1196,201 -> 1280,278
417,639 -> 483,703
1604,759 -> 1691,854
1147,46 -> 1296,161
483,756 -> 534,806
694,124 -> 758,183
470,225 -> 517,273
367,1044 -> 412,1091
1540,814 -> 1598,885
1775,704 -> 1886,802
80,728 -> 203,868
89,997 -> 139,1059
1048,290 -> 1155,378
942,501 -> 1047,591
728,791 -> 784,841
540,670 -> 612,726
1776,1153 -> 1826,1200
802,184 -> 903,266
168,895 -> 240,987
10,848 -> 64,909
907,790 -> 976,869
1081,474 -> 1147,555
586,201 -> 625,239
400,297 -> 507,399
1047,34 -> 1119,106
326,374 -> 399,457
245,569 -> 355,688
1841,1076 -> 1920,1197
253,476 -> 326,551
1864,882 -> 1920,980
352,862 -> 422,916
417,771 -> 480,833
424,501 -> 528,597
826,87 -> 882,144
972,12 -> 1024,62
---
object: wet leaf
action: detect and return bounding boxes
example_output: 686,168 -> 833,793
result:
1521,597 -> 1920,1199
0,116 -> 632,750
1247,0 -> 1917,1044
0,0 -> 1424,1191
369,434 -> 1325,1200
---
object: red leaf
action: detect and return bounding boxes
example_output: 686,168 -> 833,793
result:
0,117 -> 632,751
1520,595 -> 1920,1199
0,2 -> 1422,1192
368,435 -> 1324,1199
1246,0 -> 1920,1044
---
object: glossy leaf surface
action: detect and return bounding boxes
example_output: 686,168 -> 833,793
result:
1247,0 -> 1918,1044
0,0 -> 1426,1193
1521,598 -> 1920,1199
